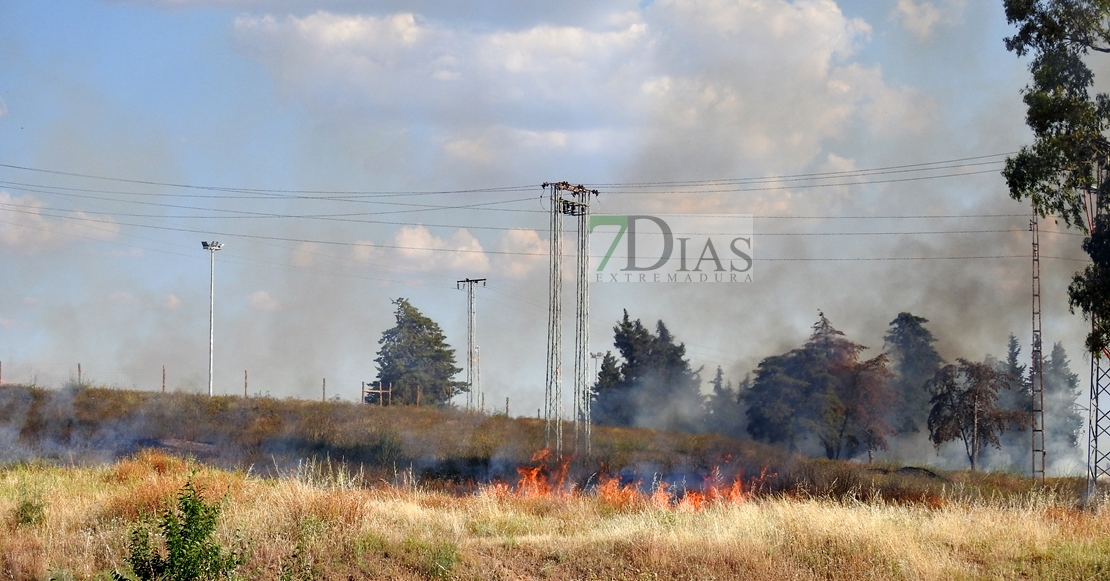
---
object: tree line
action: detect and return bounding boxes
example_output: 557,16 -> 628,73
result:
590,310 -> 1084,470
365,297 -> 1083,469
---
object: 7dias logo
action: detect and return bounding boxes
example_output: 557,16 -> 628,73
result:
589,215 -> 754,283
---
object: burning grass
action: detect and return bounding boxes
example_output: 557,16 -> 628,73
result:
1,450 -> 1109,580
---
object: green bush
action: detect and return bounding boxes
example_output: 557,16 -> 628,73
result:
117,477 -> 244,581
401,538 -> 458,579
13,494 -> 46,527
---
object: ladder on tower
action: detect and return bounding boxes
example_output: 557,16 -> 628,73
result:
1031,205 -> 1046,485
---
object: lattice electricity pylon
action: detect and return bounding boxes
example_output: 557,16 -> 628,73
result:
569,191 -> 593,456
1085,174 -> 1110,499
1031,206 -> 1046,484
543,183 -> 565,453
1089,350 -> 1110,497
457,278 -> 486,410
542,181 -> 598,456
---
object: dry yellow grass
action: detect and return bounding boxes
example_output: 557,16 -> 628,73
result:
1,451 -> 1108,580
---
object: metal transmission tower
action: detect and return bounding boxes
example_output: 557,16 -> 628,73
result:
1030,206 -> 1046,485
457,278 -> 486,410
1088,174 -> 1110,498
570,188 -> 594,456
542,181 -> 598,455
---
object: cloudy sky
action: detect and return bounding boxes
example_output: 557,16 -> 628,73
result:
0,1 -> 1094,431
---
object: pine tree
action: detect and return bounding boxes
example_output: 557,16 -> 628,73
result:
883,313 -> 944,433
704,366 -> 743,438
373,298 -> 465,406
591,351 -> 629,425
998,334 -> 1031,414
1044,342 -> 1084,451
591,310 -> 703,431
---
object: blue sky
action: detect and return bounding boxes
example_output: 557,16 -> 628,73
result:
0,0 -> 1092,467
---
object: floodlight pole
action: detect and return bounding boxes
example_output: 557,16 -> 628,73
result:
202,241 -> 224,397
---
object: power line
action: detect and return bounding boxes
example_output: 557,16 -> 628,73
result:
591,160 -> 1006,189
0,182 -> 538,215
0,163 -> 537,197
0,152 -> 1012,195
583,152 -> 1015,188
598,169 -> 1002,195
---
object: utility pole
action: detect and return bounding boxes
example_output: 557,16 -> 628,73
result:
1031,205 -> 1046,485
542,181 -> 598,456
202,241 -> 223,397
457,278 -> 486,410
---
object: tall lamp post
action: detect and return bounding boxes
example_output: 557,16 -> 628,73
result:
202,241 -> 223,397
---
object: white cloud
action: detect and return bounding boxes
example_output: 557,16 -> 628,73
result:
392,225 -> 490,272
162,294 -> 183,310
496,228 -> 546,278
232,11 -> 649,130
893,0 -> 966,41
248,290 -> 281,311
231,2 -> 921,184
0,192 -> 120,252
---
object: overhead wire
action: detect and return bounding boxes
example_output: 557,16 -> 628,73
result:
0,151 -> 1086,265
582,152 -> 1014,187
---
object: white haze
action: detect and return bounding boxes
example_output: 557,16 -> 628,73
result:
0,0 -> 1097,473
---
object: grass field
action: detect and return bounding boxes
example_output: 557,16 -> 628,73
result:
2,450 -> 1109,580
1,384 -> 1108,579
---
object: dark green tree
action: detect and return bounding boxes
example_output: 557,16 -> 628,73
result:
927,359 -> 1026,470
1068,214 -> 1110,353
703,366 -> 744,438
998,333 -> 1032,414
1003,0 -> 1110,354
591,310 -> 703,431
1044,341 -> 1085,450
746,313 -> 894,459
591,351 -> 628,425
745,349 -> 816,451
373,298 -> 465,406
883,312 -> 945,433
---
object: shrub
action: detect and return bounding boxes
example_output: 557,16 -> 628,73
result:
117,477 -> 245,581
401,538 -> 458,579
13,494 -> 46,527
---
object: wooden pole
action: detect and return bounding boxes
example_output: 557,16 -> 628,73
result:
162,365 -> 166,393
77,363 -> 82,386
244,370 -> 248,398
361,381 -> 365,404
506,397 -> 509,416
416,385 -> 421,407
322,378 -> 326,402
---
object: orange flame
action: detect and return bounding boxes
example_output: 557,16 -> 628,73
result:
479,450 -> 774,511
595,474 -> 640,509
